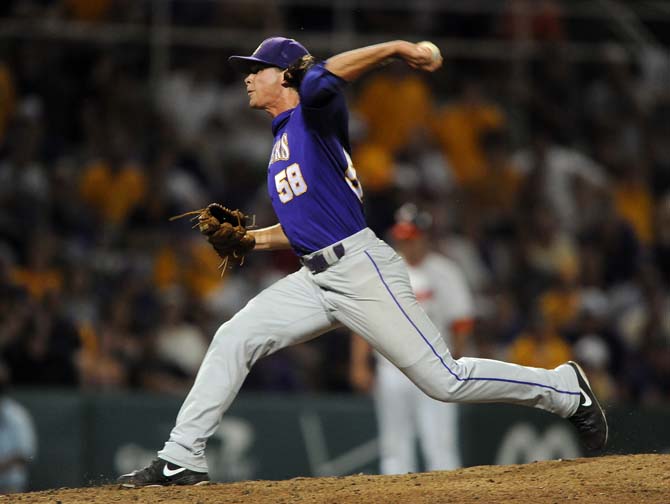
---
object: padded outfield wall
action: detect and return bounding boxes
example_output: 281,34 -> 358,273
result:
12,389 -> 670,490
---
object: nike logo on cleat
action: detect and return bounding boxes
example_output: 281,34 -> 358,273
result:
580,388 -> 592,407
163,464 -> 187,477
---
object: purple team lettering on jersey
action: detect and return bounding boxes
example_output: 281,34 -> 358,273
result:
267,63 -> 366,255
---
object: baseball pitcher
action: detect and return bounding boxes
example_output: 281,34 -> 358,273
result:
119,37 -> 607,487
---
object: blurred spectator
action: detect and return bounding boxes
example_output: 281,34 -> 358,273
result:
513,128 -> 607,232
393,127 -> 454,201
79,131 -> 147,228
0,115 -> 49,240
79,295 -> 143,389
350,143 -> 398,235
637,47 -> 670,111
61,264 -> 98,327
8,234 -> 62,301
153,237 -> 224,301
474,290 -> 523,353
515,205 -> 579,308
539,274 -> 580,335
142,148 -> 208,220
156,54 -> 226,149
0,363 -> 36,494
351,143 -> 395,194
611,160 -> 654,245
48,156 -> 95,236
431,77 -> 505,191
469,129 -> 522,228
354,66 -> 433,155
2,293 -> 80,387
142,289 -> 208,395
0,265 -> 29,355
583,191 -> 640,288
508,308 -> 572,369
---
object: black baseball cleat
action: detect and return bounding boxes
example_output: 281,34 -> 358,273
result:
566,361 -> 608,451
118,458 -> 210,488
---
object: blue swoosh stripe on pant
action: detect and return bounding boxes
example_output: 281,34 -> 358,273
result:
364,251 -> 579,396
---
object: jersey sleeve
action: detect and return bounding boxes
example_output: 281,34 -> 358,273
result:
298,63 -> 351,137
299,62 -> 348,109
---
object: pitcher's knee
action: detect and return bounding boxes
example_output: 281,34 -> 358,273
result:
402,356 -> 465,402
406,374 -> 456,402
422,383 -> 455,402
215,319 -> 278,368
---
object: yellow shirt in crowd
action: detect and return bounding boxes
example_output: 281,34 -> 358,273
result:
612,180 -> 654,245
10,268 -> 63,300
354,73 -> 432,154
79,160 -> 147,225
509,331 -> 573,369
351,143 -> 395,192
154,242 -> 223,299
432,102 -> 504,189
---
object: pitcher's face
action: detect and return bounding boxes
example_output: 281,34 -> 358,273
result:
245,66 -> 285,110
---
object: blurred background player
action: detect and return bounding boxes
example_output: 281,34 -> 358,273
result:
350,204 -> 474,474
0,362 -> 36,494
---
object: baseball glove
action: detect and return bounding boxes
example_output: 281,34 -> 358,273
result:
170,203 -> 256,274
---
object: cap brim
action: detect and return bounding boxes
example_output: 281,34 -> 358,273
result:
228,55 -> 278,74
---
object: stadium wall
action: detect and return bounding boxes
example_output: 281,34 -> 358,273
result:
13,390 -> 670,491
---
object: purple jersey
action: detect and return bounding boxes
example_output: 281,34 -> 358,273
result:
267,63 -> 366,255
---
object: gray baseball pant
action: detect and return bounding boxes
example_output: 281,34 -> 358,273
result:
159,228 -> 580,472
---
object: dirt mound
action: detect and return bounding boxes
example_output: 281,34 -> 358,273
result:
4,454 -> 668,504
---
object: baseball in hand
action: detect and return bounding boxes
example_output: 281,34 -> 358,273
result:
418,41 -> 441,62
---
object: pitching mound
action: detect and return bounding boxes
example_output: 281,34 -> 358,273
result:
4,454 -> 669,503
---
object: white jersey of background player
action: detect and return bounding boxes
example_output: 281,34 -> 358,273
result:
351,204 -> 474,473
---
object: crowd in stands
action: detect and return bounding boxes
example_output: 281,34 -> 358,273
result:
0,1 -> 669,406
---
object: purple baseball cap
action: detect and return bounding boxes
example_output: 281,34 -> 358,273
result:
228,37 -> 310,74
